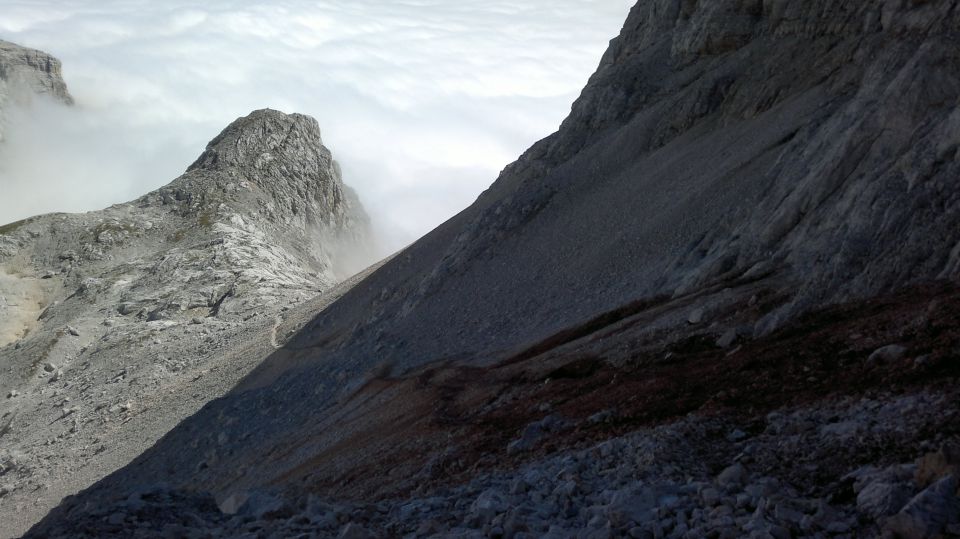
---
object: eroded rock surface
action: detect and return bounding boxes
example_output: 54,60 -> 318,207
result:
0,109 -> 368,537
0,39 -> 73,107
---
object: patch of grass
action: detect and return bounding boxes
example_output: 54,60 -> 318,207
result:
94,222 -> 138,235
169,229 -> 188,243
198,210 -> 217,227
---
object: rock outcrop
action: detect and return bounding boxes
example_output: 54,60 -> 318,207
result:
22,0 -> 960,537
0,109 -> 368,537
0,39 -> 73,107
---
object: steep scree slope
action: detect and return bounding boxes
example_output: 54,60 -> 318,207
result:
0,109 -> 368,537
26,1 -> 960,537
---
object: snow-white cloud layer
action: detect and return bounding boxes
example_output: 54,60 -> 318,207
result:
0,0 -> 633,251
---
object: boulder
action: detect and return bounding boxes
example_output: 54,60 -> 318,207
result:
885,475 -> 960,539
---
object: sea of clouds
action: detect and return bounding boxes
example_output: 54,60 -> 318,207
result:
0,0 -> 633,252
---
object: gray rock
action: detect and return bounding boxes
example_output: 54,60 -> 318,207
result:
717,464 -> 746,488
819,420 -> 861,439
726,429 -> 748,443
606,488 -> 657,528
773,503 -> 804,526
700,488 -> 721,507
867,344 -> 908,365
469,489 -> 507,527
856,481 -> 913,520
235,491 -> 291,520
885,475 -> 960,539
508,415 -> 569,454
716,329 -> 738,349
337,523 -> 374,539
915,443 -> 960,487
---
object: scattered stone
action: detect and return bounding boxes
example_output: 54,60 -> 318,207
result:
65,326 -> 80,337
915,443 -> 960,488
885,475 -> 960,539
588,409 -> 616,425
235,491 -> 292,520
856,481 -> 913,520
867,344 -> 907,365
700,487 -> 721,507
687,308 -> 704,325
469,489 -> 507,527
337,522 -> 374,539
726,429 -> 748,442
507,415 -> 569,454
820,420 -> 860,438
716,329 -> 738,349
717,463 -> 746,488
218,492 -> 249,515
773,503 -> 804,525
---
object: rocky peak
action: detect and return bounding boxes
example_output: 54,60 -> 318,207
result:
168,109 -> 361,232
188,108 -> 329,175
0,39 -> 73,106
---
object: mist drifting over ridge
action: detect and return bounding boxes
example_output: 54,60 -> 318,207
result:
0,0 -> 633,252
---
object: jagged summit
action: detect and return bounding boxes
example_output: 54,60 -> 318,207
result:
150,109 -> 364,234
188,109 -> 328,174
0,39 -> 73,105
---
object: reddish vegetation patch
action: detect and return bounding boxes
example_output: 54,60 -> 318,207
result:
284,281 -> 960,501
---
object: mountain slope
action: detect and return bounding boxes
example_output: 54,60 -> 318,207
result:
26,1 -> 960,537
0,109 -> 368,537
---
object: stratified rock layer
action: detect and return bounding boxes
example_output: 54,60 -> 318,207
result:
0,39 -> 73,106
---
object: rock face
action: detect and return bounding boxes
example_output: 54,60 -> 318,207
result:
0,108 -> 368,537
0,39 -> 73,106
21,0 -> 960,537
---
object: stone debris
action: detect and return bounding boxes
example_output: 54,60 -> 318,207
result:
885,475 -> 960,539
26,391 -> 960,538
867,343 -> 908,365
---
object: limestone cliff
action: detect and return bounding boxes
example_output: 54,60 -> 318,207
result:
0,39 -> 73,107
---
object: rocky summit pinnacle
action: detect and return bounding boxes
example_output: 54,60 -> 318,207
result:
0,106 -> 369,537
189,109 -> 326,173
0,39 -> 73,106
